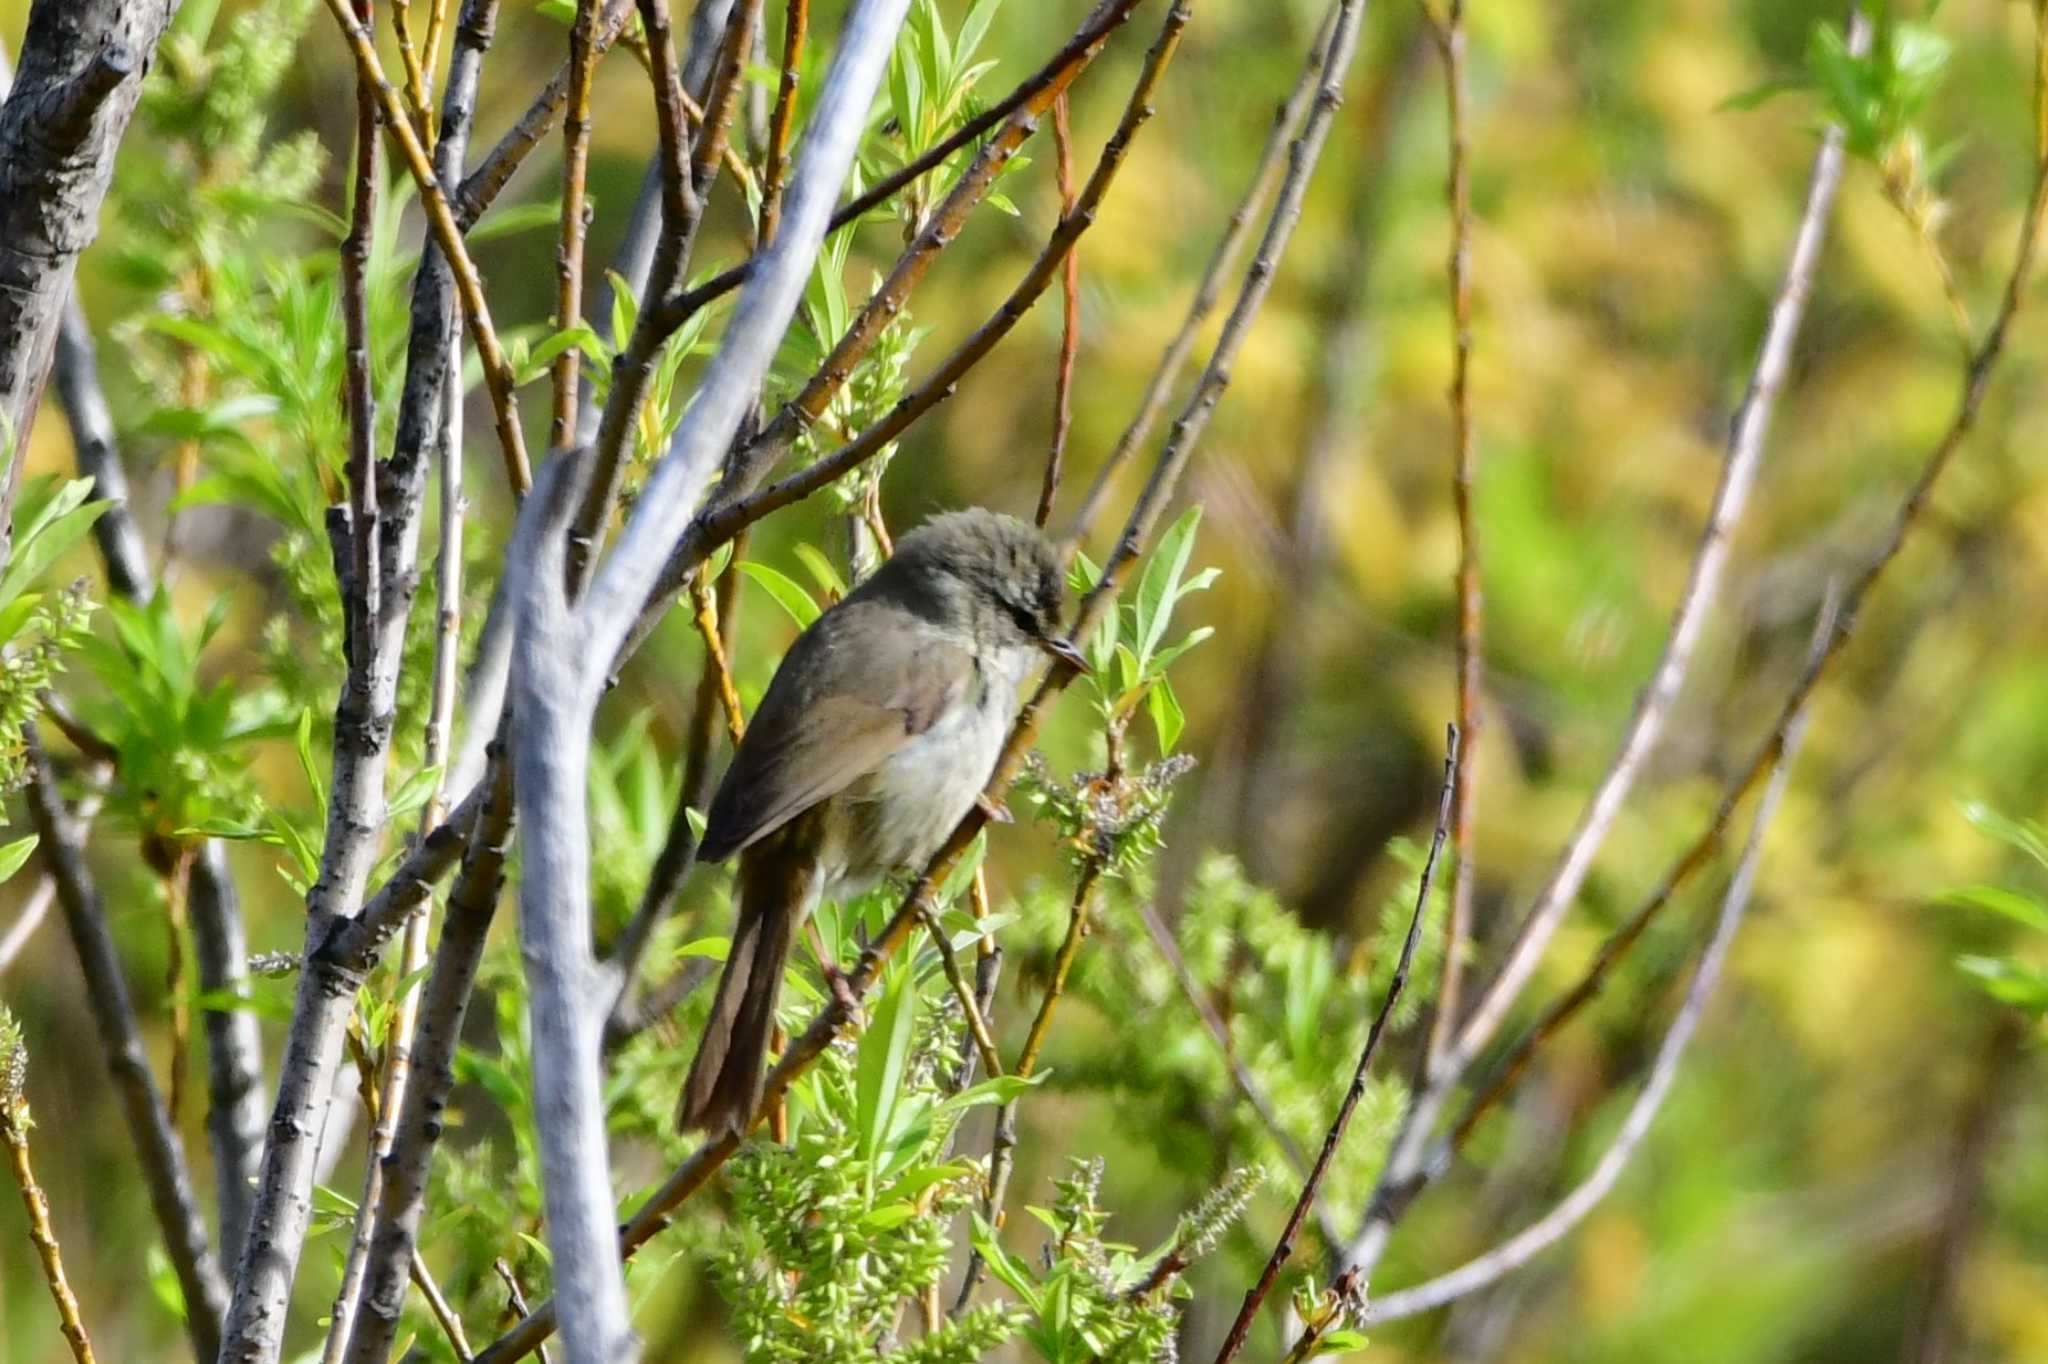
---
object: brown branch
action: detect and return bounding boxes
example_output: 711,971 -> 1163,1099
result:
757,0 -> 809,244
954,854 -> 1105,1314
1425,0 -> 1482,1080
1347,680 -> 1814,1331
1211,722 -> 1456,1364
1036,92 -> 1081,528
455,0 -> 637,226
1,1008 -> 98,1364
320,0 -> 533,495
1345,11 -> 1874,1276
1065,0 -> 1339,541
568,0 -> 759,589
620,0 -> 1152,388
474,0 -> 1364,1348
710,0 -> 1145,514
915,905 -> 1004,1082
551,0 -> 605,451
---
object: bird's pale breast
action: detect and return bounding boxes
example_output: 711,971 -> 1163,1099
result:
815,642 -> 1034,896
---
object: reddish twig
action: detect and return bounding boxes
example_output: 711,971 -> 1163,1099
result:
1425,0 -> 1482,1079
1037,92 -> 1081,528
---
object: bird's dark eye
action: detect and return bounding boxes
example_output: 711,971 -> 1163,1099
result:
1004,599 -> 1039,637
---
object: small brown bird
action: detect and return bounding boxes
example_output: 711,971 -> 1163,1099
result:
677,508 -> 1084,1134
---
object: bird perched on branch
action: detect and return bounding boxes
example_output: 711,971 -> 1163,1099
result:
677,508 -> 1085,1134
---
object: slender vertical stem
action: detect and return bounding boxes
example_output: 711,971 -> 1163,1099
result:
1211,724 -> 1457,1364
1066,0 -> 1338,541
320,0 -> 533,496
552,0 -> 602,450
2,1012 -> 99,1364
1426,0 -> 1481,1078
757,0 -> 809,244
1036,92 -> 1081,528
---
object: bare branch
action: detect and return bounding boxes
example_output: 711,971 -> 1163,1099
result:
1440,10 -> 1871,1075
1349,675 -> 1815,1330
1212,722 -> 1456,1364
320,0 -> 533,495
342,757 -> 515,1364
551,0 -> 605,450
1065,0 -> 1338,541
1,1005 -> 99,1364
1426,0 -> 1483,1080
455,0 -> 637,227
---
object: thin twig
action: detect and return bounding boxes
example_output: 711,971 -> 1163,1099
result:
1,1010 -> 98,1364
456,0 -> 638,226
757,0 -> 809,244
1036,92 -> 1081,528
915,905 -> 1004,1081
1344,685 -> 1814,1331
602,538 -> 746,1044
700,0 -> 1146,522
1211,723 -> 1456,1364
342,754 -> 516,1364
1065,0 -> 1339,541
1436,9 -> 1871,1077
690,576 -> 747,744
1127,893 -> 1316,1182
320,0 -> 533,495
568,0 -> 759,590
953,855 -> 1104,1313
552,0 -> 604,450
1425,0 -> 1482,1079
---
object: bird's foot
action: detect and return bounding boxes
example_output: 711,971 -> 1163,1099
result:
976,794 -> 1014,824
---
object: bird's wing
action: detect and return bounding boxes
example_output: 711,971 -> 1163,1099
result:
698,602 -> 974,861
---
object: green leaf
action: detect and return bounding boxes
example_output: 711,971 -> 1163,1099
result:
737,561 -> 822,629
1960,802 -> 2048,872
1135,505 -> 1203,665
1954,954 -> 2048,1014
1148,676 -> 1186,753
0,500 -> 109,609
1937,885 -> 2048,935
0,835 -> 39,884
970,1213 -> 1041,1312
1314,1329 -> 1371,1356
792,542 -> 849,600
855,956 -> 919,1169
469,199 -> 569,243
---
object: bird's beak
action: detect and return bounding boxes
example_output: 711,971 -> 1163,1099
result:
1040,631 -> 1089,672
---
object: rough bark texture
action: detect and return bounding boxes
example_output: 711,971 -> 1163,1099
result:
0,0 -> 177,565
